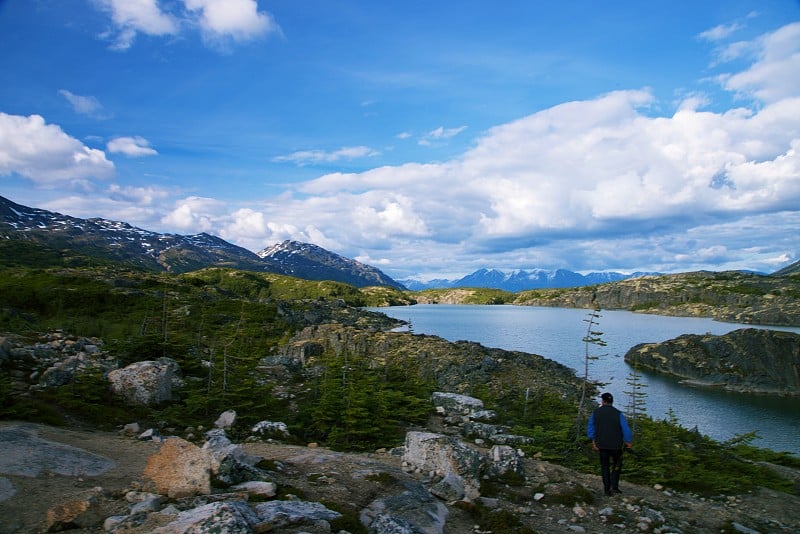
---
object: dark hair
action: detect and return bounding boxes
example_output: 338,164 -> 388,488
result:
601,392 -> 614,404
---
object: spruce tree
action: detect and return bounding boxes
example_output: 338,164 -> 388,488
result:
575,308 -> 606,439
624,357 -> 648,435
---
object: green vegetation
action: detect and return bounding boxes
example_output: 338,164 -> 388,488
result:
414,287 -> 514,304
481,387 -> 800,496
629,301 -> 661,311
457,500 -> 537,533
295,350 -> 433,450
1,247 -> 797,498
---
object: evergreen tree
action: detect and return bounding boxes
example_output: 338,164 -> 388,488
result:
575,308 -> 606,438
624,357 -> 648,435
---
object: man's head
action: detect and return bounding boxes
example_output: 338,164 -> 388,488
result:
601,392 -> 613,405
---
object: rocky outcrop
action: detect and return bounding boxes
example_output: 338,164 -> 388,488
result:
0,331 -> 115,395
276,324 -> 586,402
513,271 -> 800,326
624,328 -> 800,395
107,357 -> 182,406
401,431 -> 485,501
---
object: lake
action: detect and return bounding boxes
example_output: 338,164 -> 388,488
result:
368,304 -> 800,455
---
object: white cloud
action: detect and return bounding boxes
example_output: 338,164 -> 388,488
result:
698,23 -> 743,42
184,0 -> 278,42
273,146 -> 381,166
107,183 -> 170,205
32,22 -> 799,277
352,195 -> 430,239
94,0 -> 277,50
107,136 -> 158,157
161,196 -> 226,232
58,89 -> 108,118
0,113 -> 114,184
238,21 -> 799,274
718,22 -> 800,103
96,0 -> 179,50
418,125 -> 468,146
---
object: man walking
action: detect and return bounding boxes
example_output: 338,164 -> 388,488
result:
587,392 -> 633,496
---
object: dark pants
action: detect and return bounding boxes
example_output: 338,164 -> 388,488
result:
599,449 -> 623,492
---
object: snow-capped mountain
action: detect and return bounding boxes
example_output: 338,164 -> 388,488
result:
257,240 -> 406,289
0,195 -> 266,273
0,195 -> 404,288
400,268 -> 655,291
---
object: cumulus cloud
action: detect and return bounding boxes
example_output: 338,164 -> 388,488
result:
38,21 -> 798,277
161,196 -> 226,232
232,23 -> 799,274
96,0 -> 179,50
107,136 -> 158,157
184,0 -> 278,42
0,113 -> 114,184
273,146 -> 381,166
95,0 -> 277,50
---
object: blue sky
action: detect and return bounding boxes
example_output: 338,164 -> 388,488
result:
1,1 -> 799,280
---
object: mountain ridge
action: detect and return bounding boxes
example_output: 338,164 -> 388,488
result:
0,195 -> 402,289
257,240 -> 405,290
400,267 -> 661,291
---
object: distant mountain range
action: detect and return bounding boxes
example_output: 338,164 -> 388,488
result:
3,195 -> 794,292
0,195 -> 403,289
399,268 -> 660,291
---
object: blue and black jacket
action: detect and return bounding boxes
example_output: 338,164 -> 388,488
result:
587,404 -> 633,450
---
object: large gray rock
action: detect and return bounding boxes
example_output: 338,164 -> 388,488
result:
625,328 -> 800,395
487,445 -> 525,479
0,424 -> 116,478
252,500 -> 341,530
107,357 -> 182,406
152,500 -> 259,533
431,392 -> 484,416
203,429 -> 265,486
361,480 -> 448,534
401,431 -> 484,500
214,409 -> 237,429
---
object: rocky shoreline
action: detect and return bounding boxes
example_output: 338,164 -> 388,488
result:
512,271 -> 800,327
624,328 -> 800,396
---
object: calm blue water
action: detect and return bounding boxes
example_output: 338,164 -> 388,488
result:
368,305 -> 800,455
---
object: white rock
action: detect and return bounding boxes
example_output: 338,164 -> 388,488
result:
214,410 -> 237,429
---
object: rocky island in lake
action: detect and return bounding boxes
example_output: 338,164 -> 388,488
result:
624,328 -> 800,395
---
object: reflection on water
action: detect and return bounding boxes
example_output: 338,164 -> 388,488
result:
370,304 -> 800,455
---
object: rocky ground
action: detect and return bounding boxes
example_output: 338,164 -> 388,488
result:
1,421 -> 799,533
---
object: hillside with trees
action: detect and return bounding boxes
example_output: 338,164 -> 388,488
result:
1,239 -> 799,532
